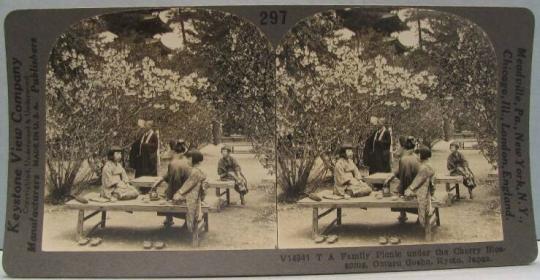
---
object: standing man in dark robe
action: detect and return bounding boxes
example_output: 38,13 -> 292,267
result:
130,120 -> 159,178
363,117 -> 392,175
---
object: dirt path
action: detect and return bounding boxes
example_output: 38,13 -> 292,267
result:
42,145 -> 277,251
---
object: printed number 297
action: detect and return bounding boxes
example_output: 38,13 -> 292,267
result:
260,10 -> 287,25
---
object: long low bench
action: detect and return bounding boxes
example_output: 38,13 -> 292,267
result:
297,191 -> 446,242
205,178 -> 236,210
64,198 -> 209,247
434,175 -> 463,204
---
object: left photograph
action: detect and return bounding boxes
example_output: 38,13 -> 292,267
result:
43,8 -> 277,251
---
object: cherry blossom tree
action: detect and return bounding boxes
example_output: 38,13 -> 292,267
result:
276,10 -> 437,199
46,17 -> 210,203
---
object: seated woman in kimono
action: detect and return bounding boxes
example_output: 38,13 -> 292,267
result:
404,146 -> 435,227
217,145 -> 248,205
172,150 -> 208,233
334,143 -> 372,197
101,146 -> 139,201
447,142 -> 477,199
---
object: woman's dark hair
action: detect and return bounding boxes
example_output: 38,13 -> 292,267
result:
404,136 -> 416,150
107,147 -> 123,161
337,143 -> 354,159
415,145 -> 432,160
173,142 -> 187,154
186,149 -> 204,165
338,147 -> 349,159
450,141 -> 460,150
107,151 -> 115,161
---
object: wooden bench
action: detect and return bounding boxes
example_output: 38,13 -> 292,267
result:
206,178 -> 236,210
65,198 -> 209,247
230,144 -> 253,154
434,175 -> 463,204
297,192 -> 445,241
487,169 -> 498,184
457,139 -> 479,150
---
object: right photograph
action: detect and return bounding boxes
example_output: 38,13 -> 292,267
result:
276,7 -> 502,248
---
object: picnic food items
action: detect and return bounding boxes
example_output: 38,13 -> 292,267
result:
323,193 -> 345,200
307,193 -> 322,202
382,184 -> 392,197
149,191 -> 160,201
71,195 -> 88,204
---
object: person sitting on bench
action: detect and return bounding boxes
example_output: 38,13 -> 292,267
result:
101,146 -> 139,201
217,145 -> 248,205
447,141 -> 476,199
334,142 -> 372,198
384,136 -> 419,223
404,145 -> 435,227
151,139 -> 190,228
172,150 -> 208,233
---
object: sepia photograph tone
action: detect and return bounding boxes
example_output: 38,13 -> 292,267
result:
41,6 -> 503,252
276,8 -> 502,248
43,8 -> 277,251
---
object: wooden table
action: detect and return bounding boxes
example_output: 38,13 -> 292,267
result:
364,172 -> 394,185
65,197 -> 209,247
434,175 -> 463,203
205,178 -> 236,210
297,192 -> 445,241
130,176 -> 161,193
131,176 -> 236,210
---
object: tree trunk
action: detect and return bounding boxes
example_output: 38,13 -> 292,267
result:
212,120 -> 222,145
296,158 -> 315,195
417,9 -> 423,50
180,17 -> 187,45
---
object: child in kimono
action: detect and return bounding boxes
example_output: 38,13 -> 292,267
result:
101,146 -> 139,200
447,142 -> 476,199
334,143 -> 372,197
404,146 -> 435,227
172,150 -> 207,233
217,146 -> 248,205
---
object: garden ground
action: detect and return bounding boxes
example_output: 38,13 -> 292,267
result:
277,141 -> 503,248
42,144 -> 277,251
